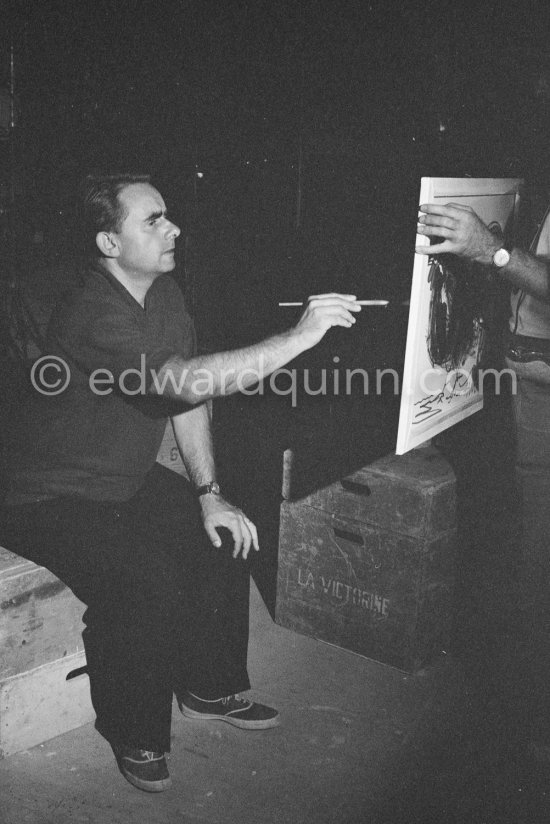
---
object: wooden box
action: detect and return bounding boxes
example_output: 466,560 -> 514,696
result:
0,546 -> 85,679
284,448 -> 457,537
0,652 -> 94,756
276,446 -> 457,672
0,546 -> 92,756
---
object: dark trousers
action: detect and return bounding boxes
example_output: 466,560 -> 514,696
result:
0,464 -> 251,752
512,376 -> 550,743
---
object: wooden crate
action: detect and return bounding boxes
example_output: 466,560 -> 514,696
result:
0,651 -> 94,756
0,546 -> 85,680
276,446 -> 457,672
284,447 -> 457,537
0,546 -> 93,756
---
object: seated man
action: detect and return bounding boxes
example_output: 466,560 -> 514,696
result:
0,173 -> 362,792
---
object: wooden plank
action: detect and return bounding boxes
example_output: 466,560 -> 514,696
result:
287,446 -> 456,539
0,548 -> 85,679
321,446 -> 456,539
0,651 -> 94,757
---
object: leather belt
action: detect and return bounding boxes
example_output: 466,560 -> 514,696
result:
507,333 -> 550,365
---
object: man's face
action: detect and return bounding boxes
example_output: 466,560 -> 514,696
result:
111,183 -> 181,278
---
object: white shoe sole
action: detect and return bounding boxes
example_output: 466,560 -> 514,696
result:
180,706 -> 280,730
117,755 -> 172,793
120,766 -> 172,792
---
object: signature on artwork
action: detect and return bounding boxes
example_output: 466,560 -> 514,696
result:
413,366 -> 477,424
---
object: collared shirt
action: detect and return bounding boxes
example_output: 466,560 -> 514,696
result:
5,266 -> 196,503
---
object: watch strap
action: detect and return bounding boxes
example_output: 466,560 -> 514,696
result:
196,481 -> 220,498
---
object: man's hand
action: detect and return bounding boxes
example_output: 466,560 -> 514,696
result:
293,293 -> 362,350
416,203 -> 501,264
200,494 -> 259,560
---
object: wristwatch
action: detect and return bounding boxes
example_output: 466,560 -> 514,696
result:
492,243 -> 513,268
196,481 -> 221,498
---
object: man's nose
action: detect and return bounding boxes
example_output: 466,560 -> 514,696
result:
166,221 -> 181,239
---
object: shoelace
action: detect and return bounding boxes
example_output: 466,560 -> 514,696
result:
220,694 -> 248,707
138,750 -> 161,761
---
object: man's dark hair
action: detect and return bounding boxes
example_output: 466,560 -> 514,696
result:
80,173 -> 151,257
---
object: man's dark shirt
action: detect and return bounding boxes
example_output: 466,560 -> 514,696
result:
5,266 -> 196,504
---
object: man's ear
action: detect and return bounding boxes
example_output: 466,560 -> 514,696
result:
95,231 -> 120,258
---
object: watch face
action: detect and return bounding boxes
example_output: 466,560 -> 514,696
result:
211,482 -> 220,494
493,248 -> 511,267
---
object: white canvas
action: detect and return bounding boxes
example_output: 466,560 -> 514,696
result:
396,177 -> 522,455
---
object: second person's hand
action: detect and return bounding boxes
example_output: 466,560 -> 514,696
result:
416,203 -> 501,264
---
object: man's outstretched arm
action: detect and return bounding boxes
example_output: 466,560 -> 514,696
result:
416,202 -> 550,303
150,293 -> 361,404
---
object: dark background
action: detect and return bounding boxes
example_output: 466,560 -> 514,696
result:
0,0 -> 546,608
2,0 -> 550,347
0,5 -> 548,814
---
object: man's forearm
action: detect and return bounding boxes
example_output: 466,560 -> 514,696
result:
152,329 -> 304,403
151,293 -> 361,403
170,404 -> 216,487
171,403 -> 260,556
498,248 -> 550,304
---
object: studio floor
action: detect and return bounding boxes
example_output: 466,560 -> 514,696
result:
0,580 -> 548,824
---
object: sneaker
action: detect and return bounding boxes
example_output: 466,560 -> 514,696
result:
179,691 -> 280,729
115,748 -> 172,792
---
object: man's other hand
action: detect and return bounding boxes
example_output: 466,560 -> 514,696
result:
200,494 -> 259,559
